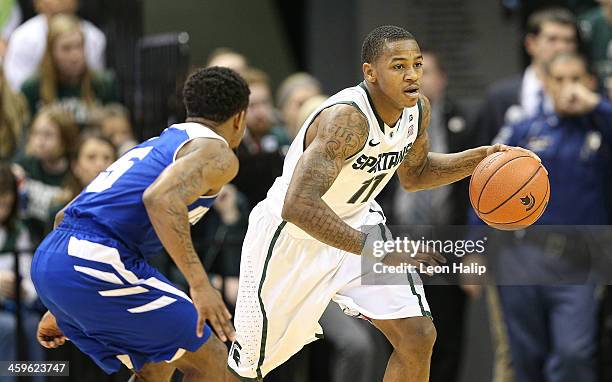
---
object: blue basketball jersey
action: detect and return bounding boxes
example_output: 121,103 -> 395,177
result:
64,122 -> 225,259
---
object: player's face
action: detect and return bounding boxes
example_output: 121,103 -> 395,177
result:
52,30 -> 86,81
371,39 -> 423,108
74,138 -> 116,185
526,22 -> 576,65
29,115 -> 64,161
546,58 -> 595,115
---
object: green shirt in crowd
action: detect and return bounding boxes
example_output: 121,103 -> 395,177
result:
20,71 -> 120,126
579,7 -> 612,90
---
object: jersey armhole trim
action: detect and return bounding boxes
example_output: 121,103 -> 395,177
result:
301,101 -> 369,162
417,98 -> 423,133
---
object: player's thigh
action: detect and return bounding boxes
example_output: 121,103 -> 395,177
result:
132,361 -> 176,382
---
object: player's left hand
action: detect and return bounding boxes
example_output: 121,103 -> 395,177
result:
190,282 -> 236,342
37,311 -> 67,349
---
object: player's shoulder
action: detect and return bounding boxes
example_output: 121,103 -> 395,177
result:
178,137 -> 238,176
317,102 -> 369,132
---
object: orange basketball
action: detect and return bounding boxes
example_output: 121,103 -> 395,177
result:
469,149 -> 550,230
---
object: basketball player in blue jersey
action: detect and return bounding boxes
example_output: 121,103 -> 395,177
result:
227,26 -> 539,382
30,66 -> 250,381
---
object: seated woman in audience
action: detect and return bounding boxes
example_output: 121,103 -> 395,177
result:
20,14 -> 119,128
14,104 -> 79,243
99,103 -> 137,155
0,64 -> 29,161
0,163 -> 44,376
49,131 -> 117,224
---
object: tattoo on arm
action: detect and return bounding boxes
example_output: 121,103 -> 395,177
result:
145,140 -> 237,285
398,95 -> 487,191
283,105 -> 369,255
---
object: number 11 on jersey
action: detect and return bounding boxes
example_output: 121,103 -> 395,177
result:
347,173 -> 387,204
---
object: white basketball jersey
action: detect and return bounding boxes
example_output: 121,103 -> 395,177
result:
265,82 -> 421,236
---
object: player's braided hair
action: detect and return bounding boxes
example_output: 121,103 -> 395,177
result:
182,66 -> 250,123
361,25 -> 415,64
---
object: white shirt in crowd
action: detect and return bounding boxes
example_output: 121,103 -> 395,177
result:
3,14 -> 106,91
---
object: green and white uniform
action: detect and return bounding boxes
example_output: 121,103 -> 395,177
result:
228,83 -> 431,381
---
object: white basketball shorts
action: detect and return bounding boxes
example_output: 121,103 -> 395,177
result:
227,200 -> 430,380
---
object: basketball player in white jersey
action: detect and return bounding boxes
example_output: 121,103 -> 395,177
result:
227,26 -> 532,382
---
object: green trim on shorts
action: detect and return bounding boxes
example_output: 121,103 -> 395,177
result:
227,365 -> 260,382
377,223 -> 430,317
256,221 -> 287,379
406,272 -> 429,317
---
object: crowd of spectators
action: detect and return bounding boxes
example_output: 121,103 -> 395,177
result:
1,1 -> 612,382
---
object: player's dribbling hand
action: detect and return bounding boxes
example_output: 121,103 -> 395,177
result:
37,311 -> 67,349
190,283 -> 235,342
485,144 -> 546,174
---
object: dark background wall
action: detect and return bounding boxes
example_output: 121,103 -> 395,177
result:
143,0 -> 297,90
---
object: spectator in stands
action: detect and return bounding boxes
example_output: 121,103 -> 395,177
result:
20,14 -> 118,128
276,72 -> 322,138
232,68 -> 290,208
579,0 -> 612,96
390,50 -> 476,382
206,47 -> 248,74
476,7 -> 578,145
0,163 -> 44,378
99,103 -> 137,155
49,132 -> 116,226
3,0 -> 106,92
14,104 -> 78,243
0,0 -> 22,59
0,64 -> 29,161
492,52 -> 609,382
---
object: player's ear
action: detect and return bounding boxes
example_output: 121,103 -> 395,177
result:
363,62 -> 376,83
234,109 -> 246,130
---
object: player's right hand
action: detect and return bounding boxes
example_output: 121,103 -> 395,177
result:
190,283 -> 236,342
37,311 -> 67,349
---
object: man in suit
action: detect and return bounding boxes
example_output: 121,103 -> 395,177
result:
476,7 -> 578,146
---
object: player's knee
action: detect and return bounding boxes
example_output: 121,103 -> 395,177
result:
206,335 -> 229,364
394,317 -> 436,355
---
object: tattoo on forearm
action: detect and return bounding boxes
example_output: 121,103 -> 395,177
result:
285,106 -> 368,254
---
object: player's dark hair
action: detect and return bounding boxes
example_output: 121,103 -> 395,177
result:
526,7 -> 576,36
361,25 -> 415,64
182,66 -> 250,123
0,162 -> 18,230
